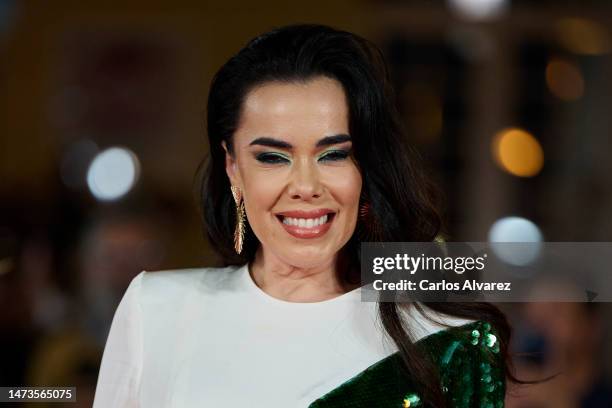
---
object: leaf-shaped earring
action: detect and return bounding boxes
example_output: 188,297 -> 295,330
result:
230,186 -> 245,254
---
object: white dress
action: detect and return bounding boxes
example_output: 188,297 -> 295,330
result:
93,264 -> 473,407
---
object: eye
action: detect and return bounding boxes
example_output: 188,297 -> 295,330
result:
255,152 -> 290,164
318,149 -> 350,162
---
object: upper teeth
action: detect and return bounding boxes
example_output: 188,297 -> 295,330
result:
282,215 -> 328,227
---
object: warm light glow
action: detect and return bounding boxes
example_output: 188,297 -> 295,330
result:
546,58 -> 584,101
556,18 -> 611,56
87,147 -> 140,201
492,128 -> 544,177
447,0 -> 508,21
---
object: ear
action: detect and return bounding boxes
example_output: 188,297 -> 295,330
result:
222,141 -> 241,188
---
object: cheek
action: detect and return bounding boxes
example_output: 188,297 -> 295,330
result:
325,166 -> 362,214
241,172 -> 283,224
324,167 -> 362,249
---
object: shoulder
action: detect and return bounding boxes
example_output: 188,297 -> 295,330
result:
310,307 -> 504,407
128,264 -> 245,306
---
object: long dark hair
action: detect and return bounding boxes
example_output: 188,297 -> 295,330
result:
200,24 -> 515,407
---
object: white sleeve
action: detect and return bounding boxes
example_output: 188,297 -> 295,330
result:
93,271 -> 145,408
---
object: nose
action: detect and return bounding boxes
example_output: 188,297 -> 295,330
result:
286,159 -> 323,201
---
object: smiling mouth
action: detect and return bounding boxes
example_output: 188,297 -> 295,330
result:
277,213 -> 335,228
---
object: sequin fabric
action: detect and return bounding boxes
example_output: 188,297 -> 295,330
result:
308,320 -> 505,408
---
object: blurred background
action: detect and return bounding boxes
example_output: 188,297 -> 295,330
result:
1,0 -> 611,406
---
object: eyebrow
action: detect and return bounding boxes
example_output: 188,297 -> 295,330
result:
249,134 -> 351,149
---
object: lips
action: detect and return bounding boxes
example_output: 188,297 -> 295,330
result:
275,209 -> 335,239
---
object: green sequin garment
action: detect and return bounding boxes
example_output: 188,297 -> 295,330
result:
308,320 -> 505,408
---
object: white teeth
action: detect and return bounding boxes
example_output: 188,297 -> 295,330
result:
281,215 -> 330,228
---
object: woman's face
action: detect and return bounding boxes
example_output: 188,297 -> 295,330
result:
224,76 -> 362,269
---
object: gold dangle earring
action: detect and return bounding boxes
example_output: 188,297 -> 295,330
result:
230,186 -> 246,254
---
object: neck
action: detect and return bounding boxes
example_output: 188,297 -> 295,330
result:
249,247 -> 353,302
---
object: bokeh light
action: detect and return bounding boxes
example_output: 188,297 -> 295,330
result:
86,147 -> 140,202
555,18 -> 611,56
447,0 -> 508,21
546,58 -> 584,101
488,216 -> 543,266
492,128 -> 544,177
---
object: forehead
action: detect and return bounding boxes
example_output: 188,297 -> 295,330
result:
234,77 -> 349,144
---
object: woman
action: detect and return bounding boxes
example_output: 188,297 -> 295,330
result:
94,24 -> 510,407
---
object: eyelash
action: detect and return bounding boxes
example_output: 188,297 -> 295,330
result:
255,150 -> 350,164
255,153 -> 290,164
